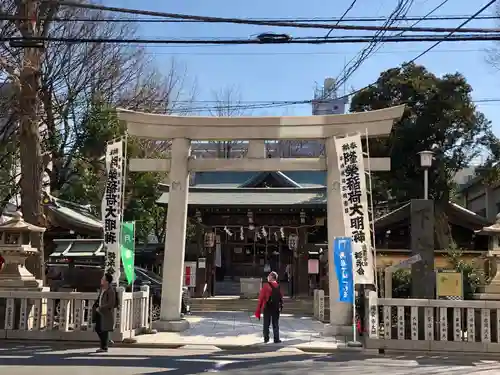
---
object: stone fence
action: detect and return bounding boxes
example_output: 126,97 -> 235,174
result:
364,292 -> 500,353
0,285 -> 150,342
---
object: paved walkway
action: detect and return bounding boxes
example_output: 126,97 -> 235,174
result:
134,312 -> 342,350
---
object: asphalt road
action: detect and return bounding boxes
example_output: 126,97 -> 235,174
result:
1,343 -> 500,374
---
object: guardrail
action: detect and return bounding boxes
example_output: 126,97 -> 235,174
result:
0,285 -> 150,342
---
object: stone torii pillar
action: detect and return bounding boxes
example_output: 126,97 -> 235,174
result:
325,137 -> 351,334
158,138 -> 191,330
117,106 -> 405,333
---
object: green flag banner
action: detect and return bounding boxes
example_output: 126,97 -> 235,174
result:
121,221 -> 135,284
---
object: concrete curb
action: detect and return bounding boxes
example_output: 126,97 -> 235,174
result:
114,341 -> 359,354
1,338 -> 358,354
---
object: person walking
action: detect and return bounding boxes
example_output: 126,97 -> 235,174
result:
255,271 -> 283,343
93,273 -> 117,352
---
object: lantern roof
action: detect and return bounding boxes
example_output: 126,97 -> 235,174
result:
0,212 -> 46,233
476,213 -> 500,236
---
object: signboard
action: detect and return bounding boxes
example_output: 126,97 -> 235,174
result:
333,237 -> 354,303
335,134 -> 374,285
386,254 -> 422,272
101,139 -> 124,283
184,261 -> 197,287
120,221 -> 135,285
308,259 -> 319,274
436,270 -> 463,300
198,257 -> 206,269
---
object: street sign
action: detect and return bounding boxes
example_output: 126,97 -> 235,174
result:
386,254 -> 422,272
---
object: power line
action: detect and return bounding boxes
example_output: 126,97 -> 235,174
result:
134,48 -> 486,55
334,0 -> 418,93
107,98 -> 500,105
325,0 -> 359,38
38,1 -> 500,34
5,34 -> 500,45
335,0 -> 451,89
325,0 -> 498,113
411,0 -> 497,61
83,1 -> 499,114
82,97 -> 500,115
2,14 -> 499,23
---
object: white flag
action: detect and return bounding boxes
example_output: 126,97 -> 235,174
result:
335,134 -> 375,285
101,139 -> 124,283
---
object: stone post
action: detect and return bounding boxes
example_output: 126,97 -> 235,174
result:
410,199 -> 435,299
325,137 -> 351,336
155,138 -> 191,332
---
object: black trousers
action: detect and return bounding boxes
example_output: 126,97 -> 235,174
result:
95,314 -> 109,350
263,308 -> 280,342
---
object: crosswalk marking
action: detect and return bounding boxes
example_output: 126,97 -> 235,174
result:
0,355 -> 32,359
67,356 -> 151,360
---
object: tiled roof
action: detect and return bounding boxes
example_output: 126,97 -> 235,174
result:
192,171 -> 326,187
374,201 -> 492,230
157,186 -> 327,206
43,193 -> 102,232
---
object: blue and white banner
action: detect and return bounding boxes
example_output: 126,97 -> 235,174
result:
333,237 -> 354,303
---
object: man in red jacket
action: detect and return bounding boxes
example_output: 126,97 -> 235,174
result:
255,271 -> 283,343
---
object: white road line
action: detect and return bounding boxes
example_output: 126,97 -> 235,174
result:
66,356 -> 150,360
0,355 -> 32,359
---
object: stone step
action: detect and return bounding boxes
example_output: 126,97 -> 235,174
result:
190,297 -> 315,315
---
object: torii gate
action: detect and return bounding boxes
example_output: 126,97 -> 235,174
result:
117,105 -> 405,333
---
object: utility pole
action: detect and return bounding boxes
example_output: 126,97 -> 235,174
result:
14,0 -> 45,280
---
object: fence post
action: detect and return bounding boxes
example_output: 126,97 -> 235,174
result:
367,290 -> 379,339
313,289 -> 319,319
139,285 -> 149,331
318,289 -> 325,322
115,286 -> 126,335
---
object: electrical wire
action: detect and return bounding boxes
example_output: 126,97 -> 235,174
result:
325,0 -> 359,38
333,0 -> 416,93
335,0 -> 451,93
1,14 -> 499,23
134,48 -> 486,56
15,0 -> 496,115
5,34 -> 500,45
82,98 -> 500,115
37,1 -> 500,34
410,0 -> 497,61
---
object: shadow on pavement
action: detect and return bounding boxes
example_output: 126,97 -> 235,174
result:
1,342 -> 500,375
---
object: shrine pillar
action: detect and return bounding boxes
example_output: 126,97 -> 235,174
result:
155,138 -> 191,331
325,137 -> 351,335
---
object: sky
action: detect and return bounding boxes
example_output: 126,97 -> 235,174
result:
103,0 -> 500,153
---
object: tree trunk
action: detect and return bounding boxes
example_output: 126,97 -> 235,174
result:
434,202 -> 452,250
17,0 -> 44,281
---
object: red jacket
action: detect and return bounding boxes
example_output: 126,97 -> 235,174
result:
255,281 -> 283,319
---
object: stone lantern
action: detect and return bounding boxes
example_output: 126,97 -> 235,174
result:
0,212 -> 46,290
474,213 -> 500,300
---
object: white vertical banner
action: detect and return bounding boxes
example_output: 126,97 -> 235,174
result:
102,138 -> 124,283
334,134 -> 375,285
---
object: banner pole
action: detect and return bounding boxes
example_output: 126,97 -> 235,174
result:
352,285 -> 357,343
129,220 -> 135,341
347,242 -> 362,348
